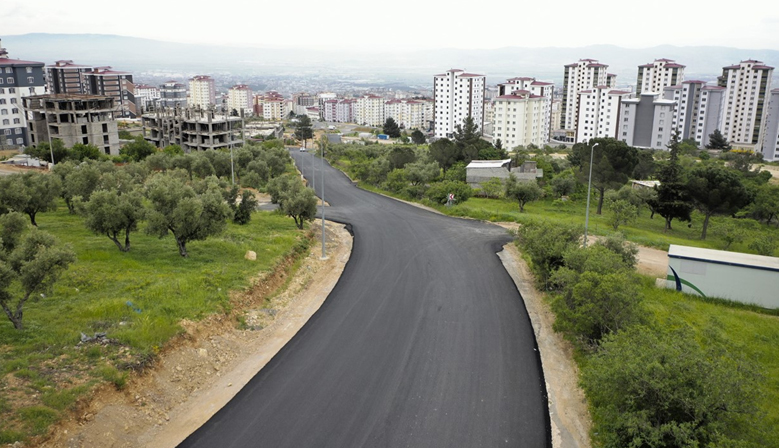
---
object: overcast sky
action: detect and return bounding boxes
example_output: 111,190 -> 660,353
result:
3,0 -> 779,51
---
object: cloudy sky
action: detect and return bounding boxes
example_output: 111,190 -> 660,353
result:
3,0 -> 778,51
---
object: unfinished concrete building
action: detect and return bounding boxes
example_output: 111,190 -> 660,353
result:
24,94 -> 120,155
142,108 -> 243,152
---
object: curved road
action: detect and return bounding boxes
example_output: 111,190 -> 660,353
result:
179,151 -> 550,447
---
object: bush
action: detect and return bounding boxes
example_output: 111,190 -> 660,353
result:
582,325 -> 763,447
516,221 -> 582,286
425,181 -> 473,204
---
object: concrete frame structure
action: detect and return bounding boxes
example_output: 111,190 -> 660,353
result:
24,94 -> 120,155
636,58 -> 685,95
433,69 -> 485,139
135,84 -> 160,112
159,81 -> 187,109
718,60 -> 774,148
85,67 -> 136,118
0,39 -> 46,148
142,107 -> 242,152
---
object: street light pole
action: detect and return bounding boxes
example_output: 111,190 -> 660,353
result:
583,142 -> 599,248
320,129 -> 327,259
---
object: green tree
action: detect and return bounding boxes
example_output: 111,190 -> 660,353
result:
410,129 -> 426,144
120,136 -> 157,162
749,234 -> 777,256
706,128 -> 731,150
69,143 -> 103,161
144,175 -> 232,257
61,161 -> 102,214
0,219 -> 76,330
429,138 -> 460,173
571,138 -> 639,214
651,136 -> 693,231
505,175 -> 542,212
632,149 -> 656,179
711,219 -> 748,250
24,138 -> 68,165
550,173 -> 577,198
749,183 -> 779,225
687,164 -> 750,239
82,188 -> 145,252
605,199 -> 637,231
281,187 -> 318,229
0,173 -> 61,226
582,325 -> 762,447
453,116 -> 495,161
226,186 -> 258,225
387,145 -> 416,170
294,115 -> 314,148
516,221 -> 582,287
382,117 -> 401,138
479,177 -> 504,198
163,144 -> 184,156
405,160 -> 440,186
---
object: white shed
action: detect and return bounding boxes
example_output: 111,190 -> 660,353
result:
666,244 -> 779,308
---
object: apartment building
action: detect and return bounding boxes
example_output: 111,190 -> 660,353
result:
355,94 -> 385,127
492,91 -> 548,149
47,60 -> 92,95
254,91 -> 285,120
47,60 -> 137,118
228,84 -> 253,116
135,84 -> 160,112
433,69 -> 485,139
142,107 -> 242,152
762,89 -> 779,161
575,86 -> 631,143
0,40 -> 46,148
335,99 -> 356,123
292,93 -> 317,116
663,81 -> 726,147
619,92 -> 676,149
384,99 -> 425,129
561,59 -> 614,132
188,75 -> 216,109
159,81 -> 187,108
24,94 -> 120,155
718,60 -> 774,148
498,77 -> 554,143
636,59 -> 685,95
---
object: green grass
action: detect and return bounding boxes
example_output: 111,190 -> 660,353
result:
641,278 -> 779,442
0,202 -> 305,442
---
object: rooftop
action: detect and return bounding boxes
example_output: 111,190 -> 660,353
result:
0,57 -> 45,66
669,244 -> 779,272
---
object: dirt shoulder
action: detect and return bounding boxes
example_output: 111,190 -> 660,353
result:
39,220 -> 352,448
498,244 -> 592,448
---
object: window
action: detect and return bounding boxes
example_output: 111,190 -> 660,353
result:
8,88 -> 14,94
0,99 -> 4,104
1,119 -> 7,125
3,129 -> 10,135
27,77 -> 34,83
6,78 -> 12,84
13,118 -> 20,124
26,67 -> 33,74
16,138 -> 23,144
9,98 -> 16,104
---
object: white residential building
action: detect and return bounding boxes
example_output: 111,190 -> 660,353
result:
575,86 -> 631,143
718,60 -> 774,148
761,88 -> 779,161
384,99 -> 425,129
0,40 -> 46,148
228,84 -> 253,117
188,75 -> 216,109
663,81 -> 726,147
135,84 -> 160,111
433,69 -> 485,139
355,94 -> 385,127
561,59 -> 613,132
498,77 -> 554,143
620,92 -> 676,150
492,91 -> 548,149
636,59 -> 685,95
335,99 -> 356,123
321,99 -> 338,122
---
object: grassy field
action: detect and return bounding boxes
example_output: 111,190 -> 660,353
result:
638,276 -> 779,443
0,202 -> 306,443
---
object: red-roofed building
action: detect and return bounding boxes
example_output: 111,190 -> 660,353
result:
46,60 -> 137,117
189,75 -> 216,110
493,91 -> 549,149
636,59 -> 686,95
355,94 -> 385,127
717,60 -> 775,148
575,85 -> 631,143
228,84 -> 253,117
384,99 -> 425,129
433,68 -> 485,139
561,59 -> 614,134
498,76 -> 555,142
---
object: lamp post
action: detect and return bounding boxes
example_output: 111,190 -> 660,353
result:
583,141 -> 599,248
320,130 -> 327,259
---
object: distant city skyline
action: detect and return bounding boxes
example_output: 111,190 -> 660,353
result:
4,0 -> 779,51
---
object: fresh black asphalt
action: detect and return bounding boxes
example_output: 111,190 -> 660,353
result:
178,151 -> 550,447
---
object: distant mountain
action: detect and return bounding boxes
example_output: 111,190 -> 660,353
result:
3,33 -> 778,86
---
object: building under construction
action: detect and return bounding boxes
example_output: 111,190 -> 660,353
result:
142,107 -> 243,152
24,94 -> 121,155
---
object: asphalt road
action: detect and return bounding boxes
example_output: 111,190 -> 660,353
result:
178,151 -> 550,447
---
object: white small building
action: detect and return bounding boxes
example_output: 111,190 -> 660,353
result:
465,159 -> 543,189
666,245 -> 779,308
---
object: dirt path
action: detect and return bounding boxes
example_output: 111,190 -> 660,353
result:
39,220 -> 352,448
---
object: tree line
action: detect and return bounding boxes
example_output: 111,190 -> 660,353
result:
0,139 -> 316,330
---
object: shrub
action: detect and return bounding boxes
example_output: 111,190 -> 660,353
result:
425,181 -> 473,204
